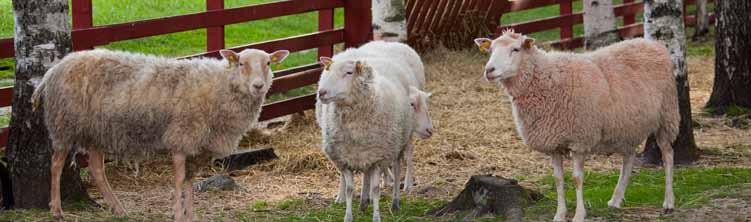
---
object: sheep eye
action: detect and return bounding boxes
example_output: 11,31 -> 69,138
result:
512,48 -> 520,52
410,102 -> 415,107
345,71 -> 353,75
238,63 -> 244,66
267,61 -> 270,66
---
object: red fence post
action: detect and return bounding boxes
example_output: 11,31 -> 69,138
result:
72,0 -> 93,50
318,9 -> 335,58
344,0 -> 372,48
559,0 -> 573,39
623,0 -> 636,25
206,0 -> 225,51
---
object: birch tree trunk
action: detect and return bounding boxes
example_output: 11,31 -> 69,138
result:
583,0 -> 619,49
705,0 -> 751,113
372,0 -> 407,42
692,0 -> 709,40
641,0 -> 699,165
8,0 -> 91,208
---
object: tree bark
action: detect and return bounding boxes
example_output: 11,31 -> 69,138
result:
641,0 -> 699,165
704,0 -> 751,114
691,0 -> 709,40
8,0 -> 91,209
372,0 -> 407,42
583,0 -> 619,49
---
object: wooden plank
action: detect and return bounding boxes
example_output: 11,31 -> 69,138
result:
0,39 -> 12,58
182,29 -> 344,59
614,1 -> 643,17
407,0 -> 428,35
617,22 -> 644,38
622,0 -> 636,25
417,0 -> 441,35
71,0 -> 344,48
559,0 -> 573,39
439,0 -> 464,34
0,128 -> 8,148
498,12 -> 583,35
509,0 -> 558,11
258,94 -> 316,121
344,0 -> 372,48
72,0 -> 93,29
318,9 -> 335,58
274,64 -> 321,77
406,0 -> 417,18
268,67 -> 322,94
427,0 -> 450,35
206,0 -> 225,51
0,87 -> 12,108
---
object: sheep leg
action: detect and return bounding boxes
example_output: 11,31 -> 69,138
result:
360,169 -> 371,212
88,149 -> 127,216
390,157 -> 401,212
369,166 -> 382,222
382,168 -> 394,187
551,153 -> 566,222
403,142 -> 415,193
572,152 -> 587,222
658,141 -> 675,213
183,179 -> 194,221
172,152 -> 187,222
342,169 -> 355,222
49,146 -> 70,221
335,174 -> 345,204
608,152 -> 636,208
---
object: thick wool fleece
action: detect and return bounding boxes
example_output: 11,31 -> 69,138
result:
316,64 -> 415,171
32,49 -> 265,158
503,38 -> 679,154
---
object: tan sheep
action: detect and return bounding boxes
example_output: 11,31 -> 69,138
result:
34,48 -> 289,222
474,30 -> 679,222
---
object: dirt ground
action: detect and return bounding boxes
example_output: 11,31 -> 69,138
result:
94,47 -> 751,221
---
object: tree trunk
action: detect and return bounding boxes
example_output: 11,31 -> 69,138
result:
704,0 -> 751,114
372,0 -> 407,41
691,0 -> 710,40
641,0 -> 699,165
583,0 -> 619,49
7,0 -> 91,209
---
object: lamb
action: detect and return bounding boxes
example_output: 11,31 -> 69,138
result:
34,48 -> 289,222
474,30 -> 679,222
316,58 -> 415,222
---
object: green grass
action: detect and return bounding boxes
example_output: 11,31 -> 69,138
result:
233,167 -> 751,222
0,0 -> 345,82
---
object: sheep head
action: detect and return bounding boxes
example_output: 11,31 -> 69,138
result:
409,86 -> 434,139
473,29 -> 536,82
316,57 -> 373,104
219,49 -> 289,97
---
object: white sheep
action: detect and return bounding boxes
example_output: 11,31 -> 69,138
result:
474,30 -> 679,222
328,41 -> 430,201
316,57 -> 415,222
34,48 -> 289,222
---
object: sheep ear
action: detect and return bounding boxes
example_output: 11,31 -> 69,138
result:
319,57 -> 333,71
270,50 -> 289,64
474,38 -> 492,53
220,50 -> 239,67
354,61 -> 364,74
522,37 -> 535,49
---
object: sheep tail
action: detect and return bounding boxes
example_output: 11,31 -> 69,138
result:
31,71 -> 51,112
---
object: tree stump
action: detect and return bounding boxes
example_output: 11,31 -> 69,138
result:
430,175 -> 542,222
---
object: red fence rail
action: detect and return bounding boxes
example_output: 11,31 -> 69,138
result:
0,0 -> 373,148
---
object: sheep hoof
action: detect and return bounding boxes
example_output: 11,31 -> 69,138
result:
607,199 -> 621,208
663,208 -> 674,214
359,201 -> 369,213
391,200 -> 400,212
52,214 -> 64,222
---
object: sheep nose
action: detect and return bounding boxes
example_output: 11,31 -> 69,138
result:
253,83 -> 263,90
485,67 -> 496,74
318,90 -> 328,98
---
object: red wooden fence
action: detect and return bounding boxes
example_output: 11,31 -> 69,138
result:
405,0 -> 713,50
0,0 -> 372,147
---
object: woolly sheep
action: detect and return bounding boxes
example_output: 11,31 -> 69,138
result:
34,48 -> 289,222
316,58 -> 415,222
326,41 -> 430,203
474,30 -> 679,222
